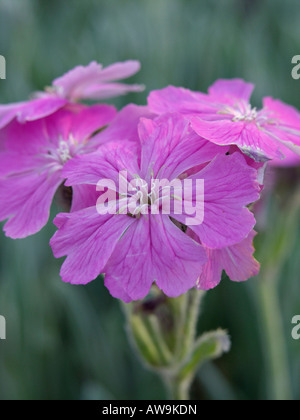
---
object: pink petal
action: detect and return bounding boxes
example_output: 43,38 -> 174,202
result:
197,231 -> 260,290
80,82 -> 145,100
104,215 -> 207,301
0,152 -> 41,177
0,118 -> 49,154
178,153 -> 260,248
152,215 -> 207,297
53,61 -> 143,101
50,208 -> 136,285
71,184 -> 99,212
208,79 -> 255,102
67,104 -> 116,141
263,97 -> 300,128
0,169 -> 62,239
63,141 -> 140,187
53,62 -> 103,100
269,144 -> 300,167
148,86 -> 212,115
92,104 -> 154,147
191,117 -> 283,161
0,103 -> 25,129
16,96 -> 68,123
104,217 -> 154,302
139,114 -> 228,180
263,97 -> 300,156
96,60 -> 141,82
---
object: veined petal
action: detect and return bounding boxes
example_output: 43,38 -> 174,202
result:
0,118 -> 49,154
181,153 -> 260,248
53,60 -> 143,101
197,231 -> 260,290
0,152 -> 44,177
93,104 -> 154,147
95,60 -> 141,82
71,184 -> 99,212
148,85 -> 212,115
63,141 -> 140,187
50,208 -> 136,285
80,82 -> 145,100
0,102 -> 26,130
104,217 -> 154,302
208,79 -> 255,102
152,215 -> 207,297
191,118 -> 283,161
68,104 -> 116,141
104,215 -> 207,302
0,169 -> 62,238
139,115 -> 228,181
16,96 -> 67,123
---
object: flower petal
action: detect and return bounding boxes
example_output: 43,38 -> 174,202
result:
152,215 -> 207,297
81,82 -> 145,100
95,60 -> 141,82
0,118 -> 49,154
92,104 -> 154,147
16,96 -> 67,123
50,208 -> 136,285
197,231 -> 260,290
104,215 -> 207,301
68,104 -> 116,141
0,169 -> 62,238
148,86 -> 211,115
139,114 -> 228,180
208,79 -> 255,102
63,141 -> 140,187
174,153 -> 260,248
53,61 -> 143,101
191,118 -> 283,161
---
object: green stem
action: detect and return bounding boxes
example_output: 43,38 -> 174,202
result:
254,187 -> 300,400
165,376 -> 190,400
176,289 -> 204,361
257,276 -> 292,400
123,288 -> 229,401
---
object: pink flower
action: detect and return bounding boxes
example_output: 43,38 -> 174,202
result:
148,79 -> 300,162
196,231 -> 260,290
269,144 -> 300,167
0,60 -> 144,129
50,115 -> 260,302
0,104 -> 116,238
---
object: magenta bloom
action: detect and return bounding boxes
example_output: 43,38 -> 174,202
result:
197,231 -> 260,290
0,104 -> 116,238
148,79 -> 300,162
0,60 -> 143,130
50,115 -> 260,302
269,144 -> 300,167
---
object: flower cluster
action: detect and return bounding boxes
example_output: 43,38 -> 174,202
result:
1,63 -> 300,302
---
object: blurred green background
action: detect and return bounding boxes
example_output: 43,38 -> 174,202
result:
0,0 -> 300,400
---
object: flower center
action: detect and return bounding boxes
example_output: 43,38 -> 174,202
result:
45,135 -> 79,169
221,101 -> 276,127
232,103 -> 258,122
57,140 -> 72,164
119,177 -> 175,218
